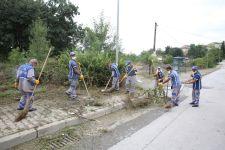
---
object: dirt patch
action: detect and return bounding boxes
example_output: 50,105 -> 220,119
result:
0,83 -> 128,114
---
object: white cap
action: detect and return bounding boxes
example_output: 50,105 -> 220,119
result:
70,52 -> 75,56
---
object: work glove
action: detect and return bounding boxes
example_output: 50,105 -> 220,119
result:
158,79 -> 163,82
14,82 -> 18,88
35,80 -> 40,85
79,74 -> 84,80
158,83 -> 164,89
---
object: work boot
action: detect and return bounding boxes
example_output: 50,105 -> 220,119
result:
189,101 -> 195,105
192,104 -> 199,107
17,107 -> 24,110
29,108 -> 37,112
70,95 -> 78,101
65,91 -> 71,96
172,102 -> 179,106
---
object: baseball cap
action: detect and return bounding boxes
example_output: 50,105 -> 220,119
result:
69,51 -> 75,56
192,66 -> 198,70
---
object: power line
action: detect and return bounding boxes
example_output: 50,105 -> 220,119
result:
158,27 -> 185,46
159,25 -> 214,41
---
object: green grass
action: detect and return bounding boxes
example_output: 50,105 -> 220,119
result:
0,89 -> 17,98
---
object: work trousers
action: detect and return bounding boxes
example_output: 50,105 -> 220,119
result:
66,79 -> 78,98
171,85 -> 181,105
125,76 -> 136,94
192,89 -> 200,105
18,90 -> 33,109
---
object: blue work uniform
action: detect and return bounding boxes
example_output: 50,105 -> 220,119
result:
125,64 -> 137,93
168,70 -> 181,105
192,71 -> 202,105
125,65 -> 136,77
158,71 -> 164,80
66,59 -> 79,98
17,64 -> 35,109
111,63 -> 120,90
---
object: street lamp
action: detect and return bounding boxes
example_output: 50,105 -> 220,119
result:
116,0 -> 120,65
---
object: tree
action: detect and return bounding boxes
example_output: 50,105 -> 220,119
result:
204,46 -> 221,68
45,0 -> 84,54
165,46 -> 184,57
0,0 -> 84,60
172,48 -> 184,57
0,0 -> 44,60
188,44 -> 207,59
156,49 -> 164,56
28,18 -> 50,61
165,46 -> 171,55
82,13 -> 117,52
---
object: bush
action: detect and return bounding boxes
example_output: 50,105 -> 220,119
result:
50,51 -> 70,84
163,55 -> 173,64
8,47 -> 26,66
77,51 -> 125,86
49,50 -> 125,86
192,58 -> 207,68
2,47 -> 26,84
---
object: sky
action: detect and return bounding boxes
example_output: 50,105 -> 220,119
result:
71,0 -> 225,55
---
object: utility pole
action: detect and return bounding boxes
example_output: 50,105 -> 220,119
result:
116,0 -> 120,65
149,22 -> 157,75
153,22 -> 158,55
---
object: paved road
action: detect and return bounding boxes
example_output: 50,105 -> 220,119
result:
109,62 -> 225,150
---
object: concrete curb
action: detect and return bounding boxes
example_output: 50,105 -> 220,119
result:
0,102 -> 126,150
0,129 -> 37,150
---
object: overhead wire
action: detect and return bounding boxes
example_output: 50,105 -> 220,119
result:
159,24 -> 215,42
158,26 -> 185,46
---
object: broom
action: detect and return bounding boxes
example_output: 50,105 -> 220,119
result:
15,47 -> 52,122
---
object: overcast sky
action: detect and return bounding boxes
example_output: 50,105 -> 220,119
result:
72,0 -> 225,54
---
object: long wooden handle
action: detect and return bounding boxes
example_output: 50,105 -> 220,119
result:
77,62 -> 90,97
82,78 -> 90,97
104,76 -> 112,90
165,83 -> 169,99
119,67 -> 135,83
32,47 -> 52,95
